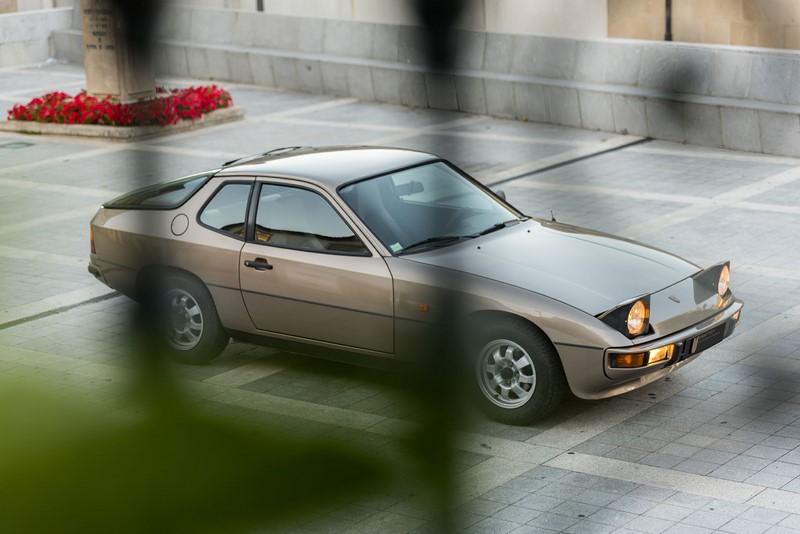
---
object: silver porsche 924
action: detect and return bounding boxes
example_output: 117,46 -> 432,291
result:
89,146 -> 743,424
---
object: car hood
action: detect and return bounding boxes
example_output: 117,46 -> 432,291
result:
404,220 -> 699,315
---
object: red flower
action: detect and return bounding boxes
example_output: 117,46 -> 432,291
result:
6,86 -> 233,126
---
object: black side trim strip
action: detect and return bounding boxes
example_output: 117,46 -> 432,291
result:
239,288 -> 394,319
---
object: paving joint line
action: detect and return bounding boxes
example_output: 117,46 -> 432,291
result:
0,244 -> 85,268
511,178 -> 705,205
133,96 -> 360,145
0,292 -> 122,331
366,116 -> 487,146
0,145 -> 126,177
442,129 -> 606,148
489,137 -> 653,186
512,178 -> 800,218
621,162 -> 800,238
0,206 -> 100,236
0,177 -> 121,199
631,143 -> 800,166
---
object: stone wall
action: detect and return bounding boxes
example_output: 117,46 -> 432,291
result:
3,0 -> 72,12
0,7 -> 72,66
609,0 -> 800,50
51,5 -> 800,157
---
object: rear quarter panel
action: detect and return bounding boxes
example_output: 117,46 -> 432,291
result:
90,176 -> 256,331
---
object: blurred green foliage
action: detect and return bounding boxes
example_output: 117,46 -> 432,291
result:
0,378 -> 387,533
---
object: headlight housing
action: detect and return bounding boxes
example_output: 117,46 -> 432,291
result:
693,261 -> 732,301
718,264 -> 730,297
598,295 -> 651,339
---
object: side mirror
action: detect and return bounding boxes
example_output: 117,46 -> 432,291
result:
495,189 -> 506,201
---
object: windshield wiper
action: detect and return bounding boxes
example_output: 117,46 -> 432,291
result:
398,235 -> 473,255
398,218 -> 529,255
476,218 -> 526,237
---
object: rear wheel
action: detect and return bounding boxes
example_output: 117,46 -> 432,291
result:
474,318 -> 566,425
160,275 -> 229,364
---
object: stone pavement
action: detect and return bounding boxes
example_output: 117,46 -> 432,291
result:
2,62 -> 800,533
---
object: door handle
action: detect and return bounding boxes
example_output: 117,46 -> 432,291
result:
244,258 -> 273,271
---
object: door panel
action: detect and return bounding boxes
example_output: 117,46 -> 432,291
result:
239,181 -> 393,354
239,245 -> 394,353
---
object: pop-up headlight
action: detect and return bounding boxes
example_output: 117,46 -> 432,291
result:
598,295 -> 651,339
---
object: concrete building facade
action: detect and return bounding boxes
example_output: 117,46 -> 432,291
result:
609,0 -> 800,50
3,1 -> 800,51
1,1 -> 799,157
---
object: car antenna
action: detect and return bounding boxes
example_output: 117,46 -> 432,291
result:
550,210 -> 557,222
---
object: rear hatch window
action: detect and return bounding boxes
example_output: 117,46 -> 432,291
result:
104,171 -> 216,209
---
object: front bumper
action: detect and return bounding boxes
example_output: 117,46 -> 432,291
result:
560,298 -> 743,400
605,298 -> 743,381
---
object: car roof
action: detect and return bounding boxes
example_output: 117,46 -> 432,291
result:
214,146 -> 440,188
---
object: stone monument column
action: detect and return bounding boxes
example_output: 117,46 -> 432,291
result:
80,0 -> 155,102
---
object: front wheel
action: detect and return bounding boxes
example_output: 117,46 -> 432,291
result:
474,319 -> 567,425
159,275 -> 230,364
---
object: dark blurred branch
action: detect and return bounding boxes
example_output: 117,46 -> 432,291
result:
665,0 -> 673,41
412,0 -> 467,70
110,0 -> 162,59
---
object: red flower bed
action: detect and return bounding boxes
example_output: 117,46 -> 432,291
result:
6,85 -> 233,127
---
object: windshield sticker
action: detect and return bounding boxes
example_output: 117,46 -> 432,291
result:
390,243 -> 403,253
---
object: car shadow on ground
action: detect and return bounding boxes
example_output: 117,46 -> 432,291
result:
185,343 -> 602,441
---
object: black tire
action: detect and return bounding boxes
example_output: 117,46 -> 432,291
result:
473,318 -> 567,425
158,274 -> 230,364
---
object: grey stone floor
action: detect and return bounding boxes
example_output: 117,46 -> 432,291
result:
2,62 -> 800,533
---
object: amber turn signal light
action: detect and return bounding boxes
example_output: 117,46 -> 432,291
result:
611,353 -> 646,368
611,344 -> 675,369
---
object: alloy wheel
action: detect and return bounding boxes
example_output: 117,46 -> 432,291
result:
165,288 -> 204,350
477,338 -> 537,409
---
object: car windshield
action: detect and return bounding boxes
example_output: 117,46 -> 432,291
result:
338,161 -> 522,255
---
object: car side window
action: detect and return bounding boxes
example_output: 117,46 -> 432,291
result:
199,183 -> 251,238
255,184 -> 369,255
